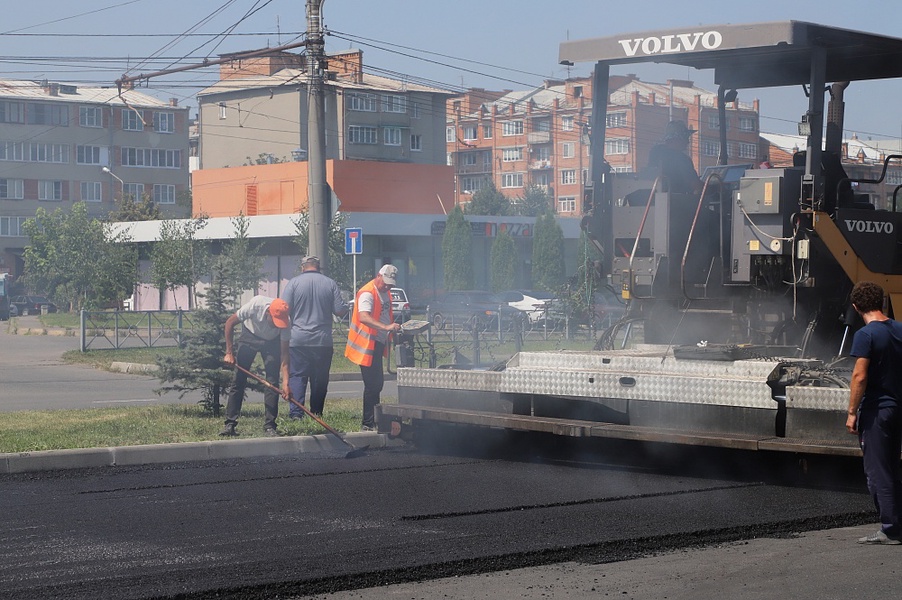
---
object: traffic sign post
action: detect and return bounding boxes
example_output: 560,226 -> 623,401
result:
345,228 -> 363,293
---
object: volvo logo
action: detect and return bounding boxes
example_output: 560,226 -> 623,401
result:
844,219 -> 895,234
618,31 -> 724,57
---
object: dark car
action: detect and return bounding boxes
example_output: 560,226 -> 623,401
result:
592,287 -> 627,327
427,290 -> 524,331
10,295 -> 57,316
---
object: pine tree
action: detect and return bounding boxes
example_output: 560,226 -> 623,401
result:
464,181 -> 510,216
155,259 -> 233,416
490,228 -> 517,292
442,206 -> 474,290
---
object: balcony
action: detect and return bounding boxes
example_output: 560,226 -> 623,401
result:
529,160 -> 552,170
527,131 -> 551,144
457,163 -> 491,174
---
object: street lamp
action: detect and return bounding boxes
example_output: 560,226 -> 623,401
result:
101,166 -> 124,200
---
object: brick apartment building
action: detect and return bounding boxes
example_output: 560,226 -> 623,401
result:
446,75 -> 762,214
0,79 -> 191,278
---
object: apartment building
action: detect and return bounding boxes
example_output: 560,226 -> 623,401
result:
446,75 -> 761,214
0,79 -> 190,278
196,49 -> 454,170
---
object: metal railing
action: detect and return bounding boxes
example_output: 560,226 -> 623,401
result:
80,310 -> 194,351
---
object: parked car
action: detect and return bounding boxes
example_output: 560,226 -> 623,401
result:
10,295 -> 57,316
593,286 -> 627,327
427,290 -> 524,331
390,287 -> 411,323
496,290 -> 556,324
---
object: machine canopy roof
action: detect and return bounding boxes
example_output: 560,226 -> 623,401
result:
559,21 -> 902,89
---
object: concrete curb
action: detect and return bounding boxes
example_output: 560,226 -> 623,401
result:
0,432 -> 400,474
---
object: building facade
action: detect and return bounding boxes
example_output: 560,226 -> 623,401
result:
0,79 -> 190,278
446,76 -> 761,215
196,49 -> 453,170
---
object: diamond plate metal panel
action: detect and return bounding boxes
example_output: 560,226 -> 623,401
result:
397,368 -> 501,392
785,386 -> 848,411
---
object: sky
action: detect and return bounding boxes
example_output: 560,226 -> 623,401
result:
3,0 -> 902,140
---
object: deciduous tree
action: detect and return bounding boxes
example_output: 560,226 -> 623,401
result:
531,212 -> 566,292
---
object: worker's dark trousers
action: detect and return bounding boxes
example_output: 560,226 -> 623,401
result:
359,342 -> 385,428
225,336 -> 281,431
859,404 -> 902,537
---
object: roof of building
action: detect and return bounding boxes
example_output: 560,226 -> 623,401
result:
0,79 -> 180,108
109,212 -> 582,243
609,78 -> 755,111
760,132 -> 883,162
197,69 -> 453,98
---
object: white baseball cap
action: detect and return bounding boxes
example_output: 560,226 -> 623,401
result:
378,264 -> 398,285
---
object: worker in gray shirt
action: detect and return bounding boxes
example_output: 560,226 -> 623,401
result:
280,256 -> 349,417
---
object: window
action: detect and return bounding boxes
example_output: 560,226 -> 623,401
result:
410,134 -> 422,151
124,183 -> 144,199
562,116 -> 574,131
0,142 -> 24,161
708,114 -> 721,129
501,172 -> 524,188
383,127 -> 402,146
502,147 -> 523,162
502,120 -> 524,136
80,182 -> 102,202
154,111 -> 175,133
411,102 -> 419,119
582,168 -> 590,184
604,138 -> 630,155
153,184 -> 176,204
461,176 -> 486,193
702,139 -> 720,157
446,126 -> 455,143
381,94 -> 407,113
463,152 -> 478,166
122,109 -> 144,131
79,106 -> 102,128
38,180 -> 62,201
0,101 -> 24,124
612,166 -> 634,173
76,145 -> 102,165
606,112 -> 628,128
219,102 -> 227,119
120,147 -> 182,168
534,118 -> 551,132
558,196 -> 576,213
462,125 -> 477,141
887,171 -> 902,186
533,146 -> 551,161
0,179 -> 24,199
28,103 -> 68,126
561,169 -> 577,185
739,116 -> 757,132
28,143 -> 69,163
483,123 -> 493,139
0,216 -> 28,237
347,125 -> 378,144
348,93 -> 378,112
561,142 -> 575,159
738,142 -> 758,159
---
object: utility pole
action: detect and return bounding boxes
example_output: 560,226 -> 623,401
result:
306,0 -> 330,275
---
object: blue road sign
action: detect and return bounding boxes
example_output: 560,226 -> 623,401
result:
345,227 -> 363,255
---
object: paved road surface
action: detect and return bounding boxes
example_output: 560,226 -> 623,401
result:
0,436 -> 878,600
0,318 -> 392,411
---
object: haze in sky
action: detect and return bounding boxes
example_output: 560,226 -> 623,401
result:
3,0 -> 902,140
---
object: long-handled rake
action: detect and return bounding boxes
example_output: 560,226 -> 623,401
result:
231,363 -> 368,459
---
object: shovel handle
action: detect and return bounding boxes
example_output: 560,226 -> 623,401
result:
230,363 -> 351,443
